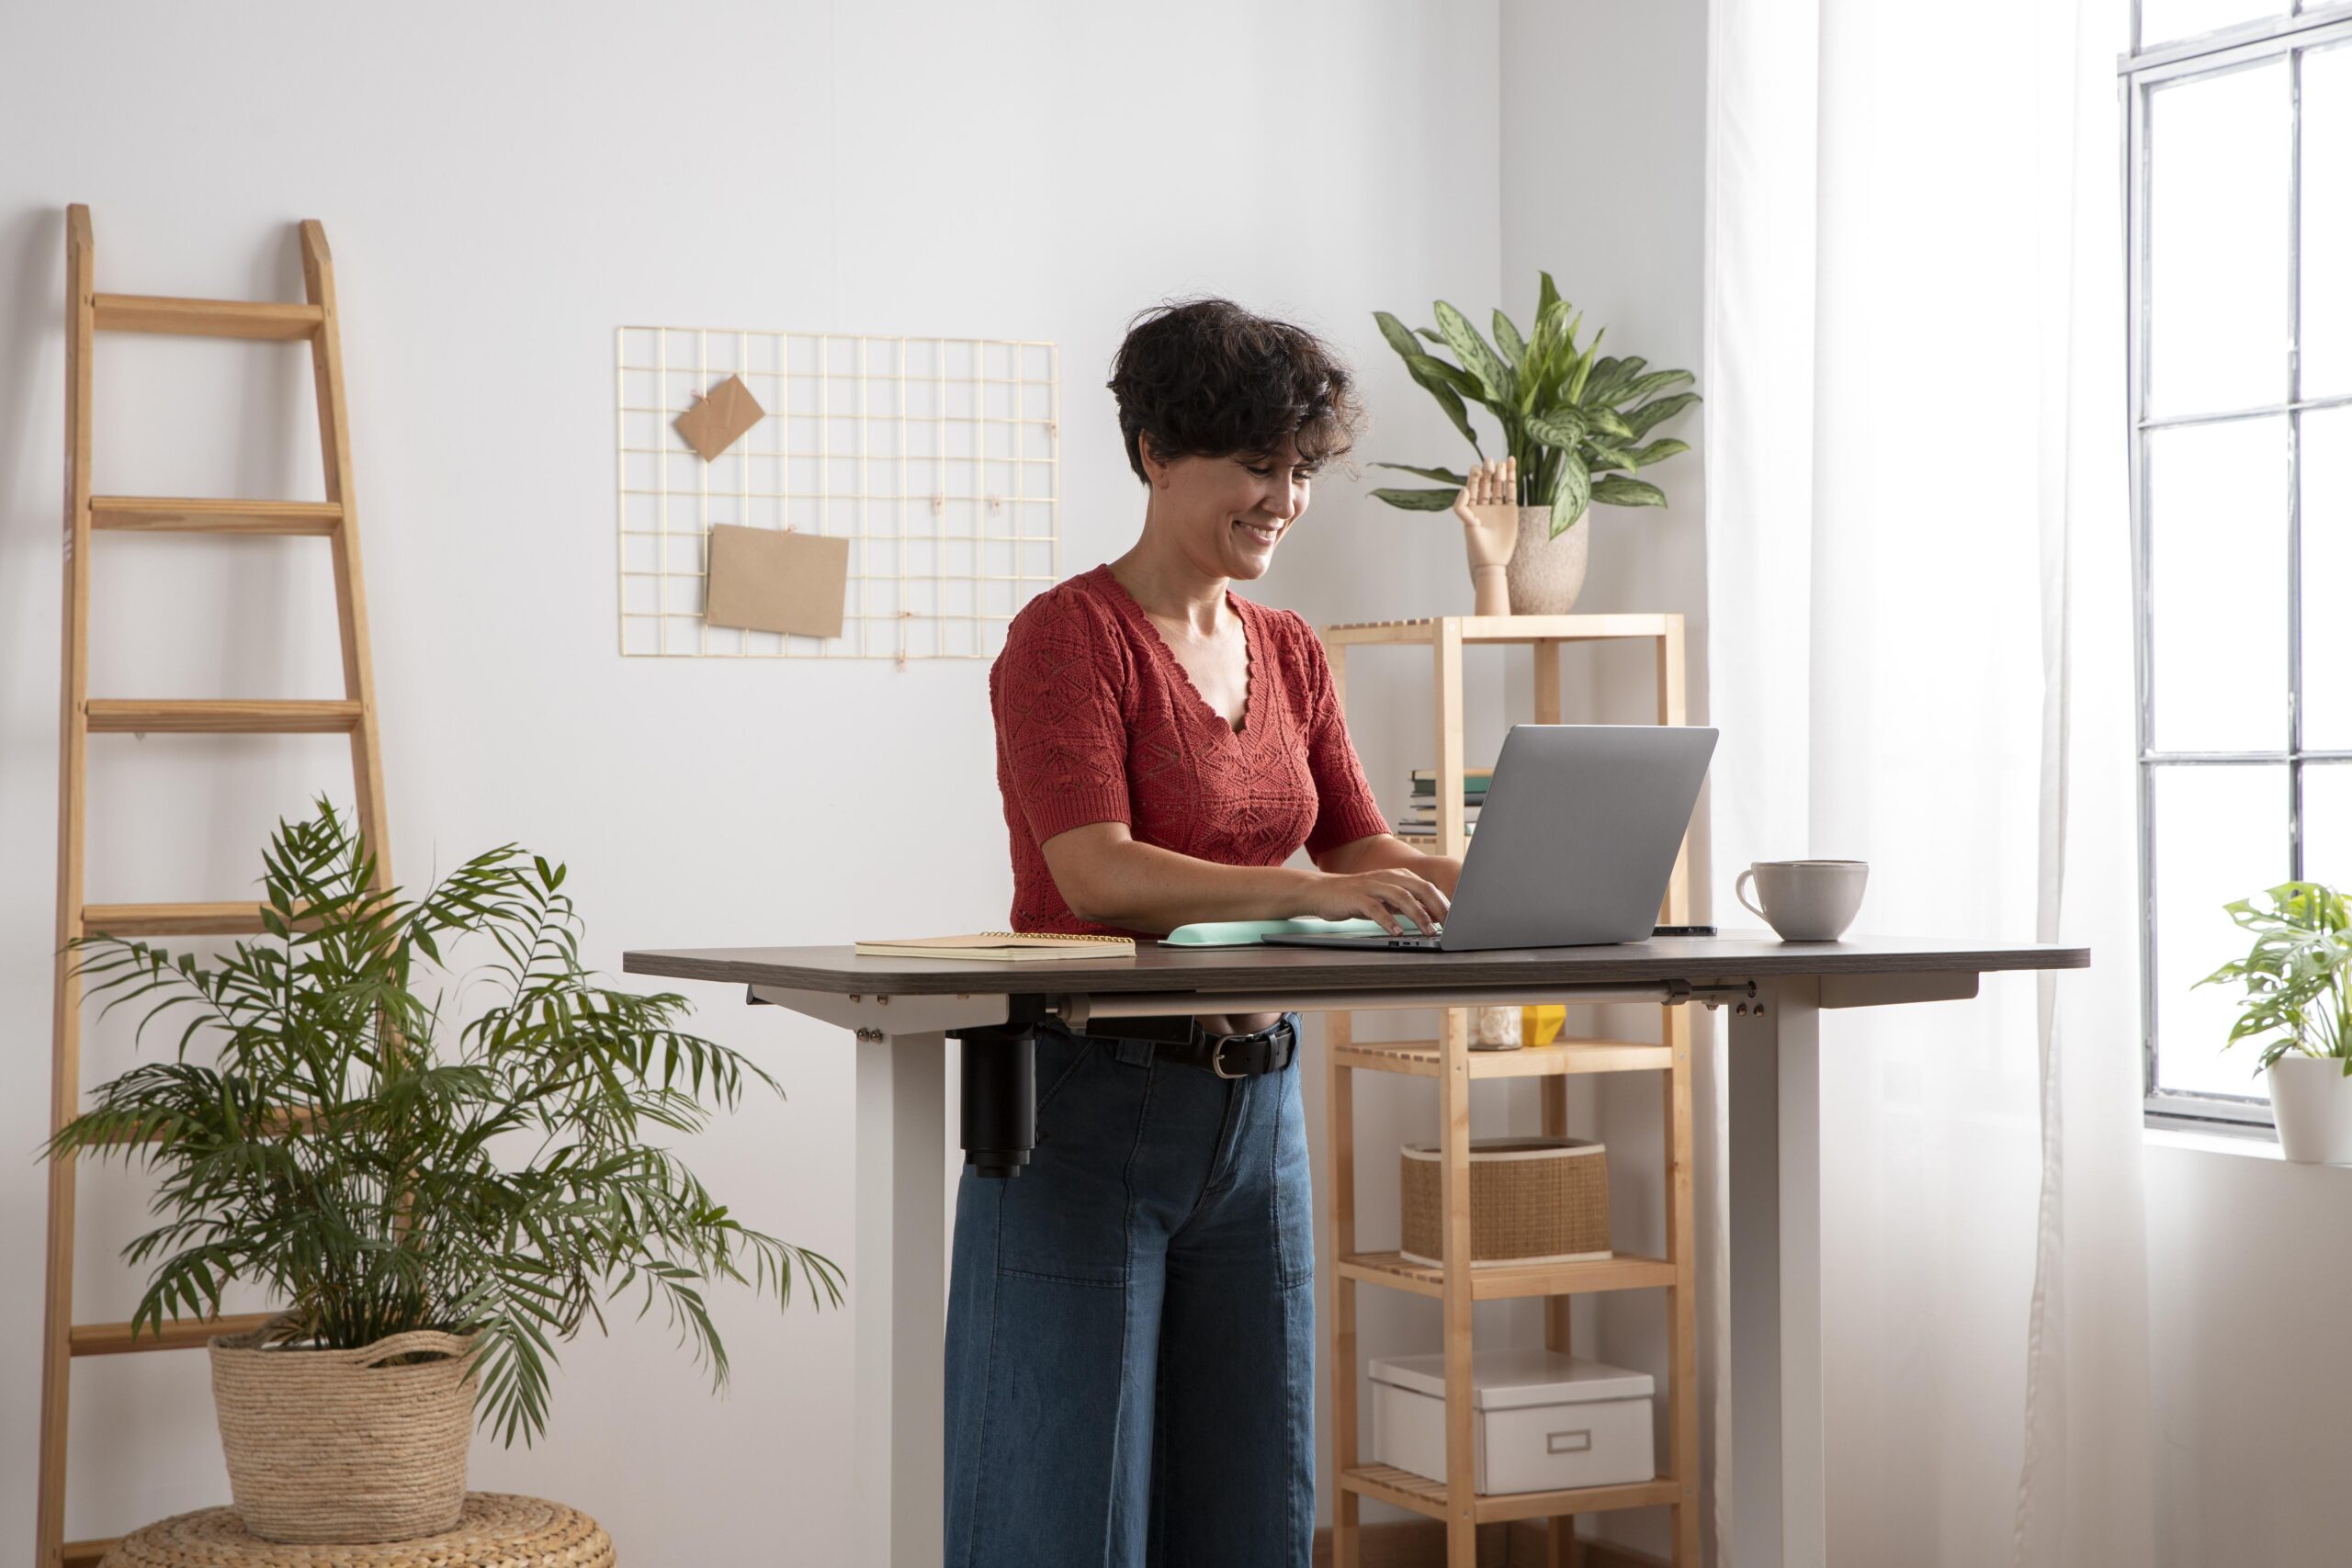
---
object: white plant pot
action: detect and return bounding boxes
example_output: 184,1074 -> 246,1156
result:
1505,505 -> 1589,615
2267,1055 -> 2352,1164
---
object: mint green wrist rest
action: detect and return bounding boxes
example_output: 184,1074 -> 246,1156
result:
1159,916 -> 1427,946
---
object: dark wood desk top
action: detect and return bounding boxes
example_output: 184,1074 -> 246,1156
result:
622,933 -> 2088,998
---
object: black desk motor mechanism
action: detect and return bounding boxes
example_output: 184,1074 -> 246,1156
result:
951,1020 -> 1037,1179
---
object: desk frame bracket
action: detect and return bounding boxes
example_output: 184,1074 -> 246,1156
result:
746,984 -> 1009,1035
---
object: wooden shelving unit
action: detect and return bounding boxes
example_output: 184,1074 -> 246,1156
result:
1319,613 -> 1699,1568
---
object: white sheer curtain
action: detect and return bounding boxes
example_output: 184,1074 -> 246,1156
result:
1701,0 -> 2154,1562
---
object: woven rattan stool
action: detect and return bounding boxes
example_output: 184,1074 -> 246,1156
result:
99,1493 -> 614,1568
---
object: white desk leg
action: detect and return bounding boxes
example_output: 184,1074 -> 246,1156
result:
854,1030 -> 949,1568
1728,977 -> 1825,1567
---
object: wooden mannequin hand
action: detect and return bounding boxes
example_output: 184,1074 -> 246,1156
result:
1453,457 -> 1517,615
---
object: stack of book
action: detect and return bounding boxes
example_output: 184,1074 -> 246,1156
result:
1396,766 -> 1490,848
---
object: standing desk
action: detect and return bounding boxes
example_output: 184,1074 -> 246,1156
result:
620,935 -> 2086,1568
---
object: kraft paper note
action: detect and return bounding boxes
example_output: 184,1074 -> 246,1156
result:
705,523 -> 850,638
675,374 -> 765,461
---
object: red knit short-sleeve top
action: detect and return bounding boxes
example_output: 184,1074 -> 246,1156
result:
989,564 -> 1391,938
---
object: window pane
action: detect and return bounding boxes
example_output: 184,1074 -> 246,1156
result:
2303,41 -> 2352,400
2147,58 -> 2291,416
2140,0 -> 2284,49
2152,763 -> 2290,1099
2301,406 -> 2352,748
2147,416 -> 2290,752
2305,763 -> 2352,887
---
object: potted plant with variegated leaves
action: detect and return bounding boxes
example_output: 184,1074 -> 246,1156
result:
1370,273 -> 1698,615
2196,879 -> 2352,1163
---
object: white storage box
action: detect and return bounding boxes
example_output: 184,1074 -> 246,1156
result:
1369,1347 -> 1656,1495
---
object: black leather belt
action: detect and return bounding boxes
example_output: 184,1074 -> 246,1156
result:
1077,1014 -> 1298,1078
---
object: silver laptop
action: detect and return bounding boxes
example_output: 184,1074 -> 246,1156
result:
1262,724 -> 1717,953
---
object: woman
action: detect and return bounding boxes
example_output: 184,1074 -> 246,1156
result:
945,299 -> 1465,1567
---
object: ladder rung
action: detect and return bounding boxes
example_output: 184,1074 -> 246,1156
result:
85,699 -> 361,735
90,496 -> 342,535
91,293 -> 323,341
88,1102 -> 319,1147
69,1310 -> 278,1357
63,1539 -> 116,1567
83,900 -> 283,937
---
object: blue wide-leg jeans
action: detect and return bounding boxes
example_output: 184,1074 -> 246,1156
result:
944,1013 -> 1315,1568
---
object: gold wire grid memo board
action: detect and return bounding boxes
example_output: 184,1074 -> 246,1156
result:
615,325 -> 1061,659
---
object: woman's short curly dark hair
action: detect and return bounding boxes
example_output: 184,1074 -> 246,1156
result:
1106,299 -> 1364,483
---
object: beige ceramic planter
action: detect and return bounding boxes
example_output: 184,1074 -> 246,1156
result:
1505,505 -> 1589,615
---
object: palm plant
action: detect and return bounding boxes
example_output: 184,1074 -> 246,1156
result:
47,797 -> 842,1446
2196,880 -> 2352,1075
1369,272 -> 1699,537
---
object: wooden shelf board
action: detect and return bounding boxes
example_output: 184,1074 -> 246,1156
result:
1323,614 -> 1680,648
1334,1036 -> 1672,1080
1337,1250 -> 1676,1301
1340,1463 -> 1453,1518
1338,1464 -> 1682,1524
1476,1477 -> 1684,1525
1331,1040 -> 1442,1077
62,1539 -> 116,1568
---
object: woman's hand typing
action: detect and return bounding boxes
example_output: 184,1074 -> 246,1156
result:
1300,866 -> 1451,937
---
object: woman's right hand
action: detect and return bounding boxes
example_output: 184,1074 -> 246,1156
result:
1303,867 -> 1452,936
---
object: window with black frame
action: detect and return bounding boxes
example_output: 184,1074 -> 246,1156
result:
2129,2 -> 2352,1127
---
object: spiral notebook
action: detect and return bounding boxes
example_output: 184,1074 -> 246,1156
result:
853,931 -> 1136,962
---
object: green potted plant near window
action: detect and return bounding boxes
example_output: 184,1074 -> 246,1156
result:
1369,273 -> 1699,615
2197,879 -> 2352,1163
46,799 -> 842,1543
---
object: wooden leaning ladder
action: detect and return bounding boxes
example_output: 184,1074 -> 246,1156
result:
37,205 -> 393,1568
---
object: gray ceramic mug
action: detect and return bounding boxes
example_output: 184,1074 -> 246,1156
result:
1735,859 -> 1869,942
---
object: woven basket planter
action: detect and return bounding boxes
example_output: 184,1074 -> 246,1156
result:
1399,1137 -> 1611,1267
209,1321 -> 480,1544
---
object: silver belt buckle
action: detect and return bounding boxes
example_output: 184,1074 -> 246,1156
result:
1211,1021 -> 1287,1079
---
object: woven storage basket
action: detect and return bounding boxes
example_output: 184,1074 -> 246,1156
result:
208,1320 -> 478,1544
1399,1137 -> 1611,1267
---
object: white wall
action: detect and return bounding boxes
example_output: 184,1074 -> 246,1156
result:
0,2 -> 1511,1555
1492,1 -> 1713,1558
2145,1137 -> 2352,1567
